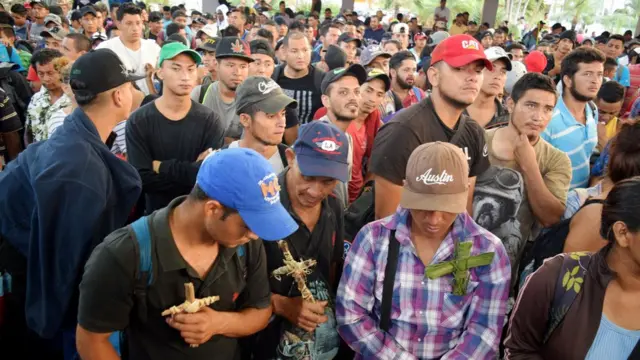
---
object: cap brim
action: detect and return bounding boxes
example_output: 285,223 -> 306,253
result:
296,153 -> 349,183
216,54 -> 254,62
239,204 -> 299,241
166,48 -> 203,66
400,186 -> 468,213
254,94 -> 298,114
444,54 -> 493,71
366,73 -> 391,91
125,74 -> 146,82
489,55 -> 512,71
196,45 -> 216,52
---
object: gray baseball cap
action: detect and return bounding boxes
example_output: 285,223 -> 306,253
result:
429,31 -> 450,47
41,27 -> 69,41
484,46 -> 513,71
360,45 -> 391,67
44,14 -> 62,27
235,76 -> 297,115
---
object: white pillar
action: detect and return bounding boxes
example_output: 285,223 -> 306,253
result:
636,16 -> 640,38
203,0 -> 220,14
481,0 -> 499,27
342,0 -> 355,11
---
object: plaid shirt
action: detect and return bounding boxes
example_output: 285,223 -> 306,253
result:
336,207 -> 511,360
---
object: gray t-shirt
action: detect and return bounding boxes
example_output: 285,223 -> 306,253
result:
228,141 -> 285,174
29,22 -> 46,43
191,82 -> 243,140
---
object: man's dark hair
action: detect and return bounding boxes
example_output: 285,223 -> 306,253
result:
10,4 -> 28,16
263,20 -> 277,27
396,13 -> 403,21
510,72 -> 557,103
506,43 -> 526,52
604,56 -> 618,69
482,22 -> 490,28
308,13 -> 319,20
274,16 -> 288,26
162,5 -> 171,12
560,47 -> 606,88
189,185 -> 239,219
289,21 -> 308,33
256,28 -> 274,44
389,50 -> 416,70
192,10 -> 202,16
552,22 -> 562,30
319,23 -> 341,38
597,80 -> 625,103
170,6 -> 179,14
71,10 -> 82,22
149,11 -> 162,23
65,33 -> 91,52
223,25 -> 241,37
624,30 -> 633,36
0,12 -> 14,26
172,10 -> 187,19
607,34 -> 625,45
325,8 -> 332,12
0,25 -> 15,39
601,31 -> 611,38
166,34 -> 187,46
495,28 -> 507,36
49,5 -> 63,16
31,48 -> 63,70
116,3 -> 141,22
166,22 -> 184,37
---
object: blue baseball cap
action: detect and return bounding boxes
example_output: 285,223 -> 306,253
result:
196,148 -> 298,241
293,122 -> 350,182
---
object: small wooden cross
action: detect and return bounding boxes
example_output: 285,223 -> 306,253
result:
272,241 -> 317,303
162,282 -> 220,348
424,241 -> 495,296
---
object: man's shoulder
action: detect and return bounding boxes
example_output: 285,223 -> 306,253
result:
141,39 -> 161,52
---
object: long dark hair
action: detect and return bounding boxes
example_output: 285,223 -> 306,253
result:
600,176 -> 640,242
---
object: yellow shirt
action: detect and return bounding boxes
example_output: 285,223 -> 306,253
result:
605,117 -> 618,139
449,23 -> 468,35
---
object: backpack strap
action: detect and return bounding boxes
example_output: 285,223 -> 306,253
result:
449,116 -> 468,144
199,79 -> 213,104
543,252 -> 593,343
129,216 -> 154,323
312,67 -> 325,92
277,143 -> 289,168
412,87 -> 423,102
380,230 -> 399,332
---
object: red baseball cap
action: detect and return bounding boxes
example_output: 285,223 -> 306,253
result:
430,34 -> 493,71
523,50 -> 547,73
414,32 -> 427,41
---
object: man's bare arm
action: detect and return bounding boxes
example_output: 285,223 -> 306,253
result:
76,326 -> 120,360
2,131 -> 22,161
374,176 -> 402,219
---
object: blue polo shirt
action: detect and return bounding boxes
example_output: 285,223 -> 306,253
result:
541,94 -> 598,189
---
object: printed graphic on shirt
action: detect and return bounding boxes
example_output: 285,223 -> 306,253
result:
283,89 -> 315,125
472,165 -> 525,268
275,279 -> 339,360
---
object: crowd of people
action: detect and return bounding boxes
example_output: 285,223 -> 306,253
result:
0,0 -> 640,359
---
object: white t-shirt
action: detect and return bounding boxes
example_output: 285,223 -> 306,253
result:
434,6 -> 451,23
97,37 -> 161,95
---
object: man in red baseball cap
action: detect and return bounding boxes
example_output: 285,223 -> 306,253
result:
410,32 -> 428,61
369,34 -> 492,219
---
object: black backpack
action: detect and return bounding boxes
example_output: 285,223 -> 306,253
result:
198,75 -> 214,104
344,180 -> 375,249
271,64 -> 325,91
0,63 -> 32,125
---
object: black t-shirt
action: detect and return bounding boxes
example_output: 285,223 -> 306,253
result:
78,197 -> 271,360
369,97 -> 490,185
275,66 -> 323,125
126,101 -> 225,213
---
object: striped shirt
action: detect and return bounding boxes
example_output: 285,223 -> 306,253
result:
336,207 -> 511,360
541,95 -> 598,189
111,120 -> 127,156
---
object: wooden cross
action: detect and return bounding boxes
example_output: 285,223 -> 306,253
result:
424,241 -> 495,296
162,282 -> 220,348
272,241 -> 317,302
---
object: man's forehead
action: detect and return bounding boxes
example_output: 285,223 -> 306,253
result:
166,56 -> 197,66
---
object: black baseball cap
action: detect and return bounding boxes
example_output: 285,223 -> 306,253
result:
70,49 -> 145,97
250,39 -> 275,60
235,76 -> 297,115
338,33 -> 362,48
215,36 -> 253,62
320,64 -> 367,94
80,6 -> 97,17
197,38 -> 219,52
365,68 -> 391,92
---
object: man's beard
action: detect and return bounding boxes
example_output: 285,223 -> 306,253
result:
569,82 -> 593,102
441,89 -> 472,110
396,76 -> 413,90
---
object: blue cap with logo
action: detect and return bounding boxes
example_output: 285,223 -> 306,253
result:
196,148 -> 298,241
293,122 -> 350,183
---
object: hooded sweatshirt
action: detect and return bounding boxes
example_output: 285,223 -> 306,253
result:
216,4 -> 229,31
364,25 -> 385,45
0,108 -> 142,338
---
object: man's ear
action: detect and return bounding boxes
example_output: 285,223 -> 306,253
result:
285,147 -> 295,164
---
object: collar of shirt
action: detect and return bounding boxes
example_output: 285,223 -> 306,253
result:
554,93 -> 596,127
